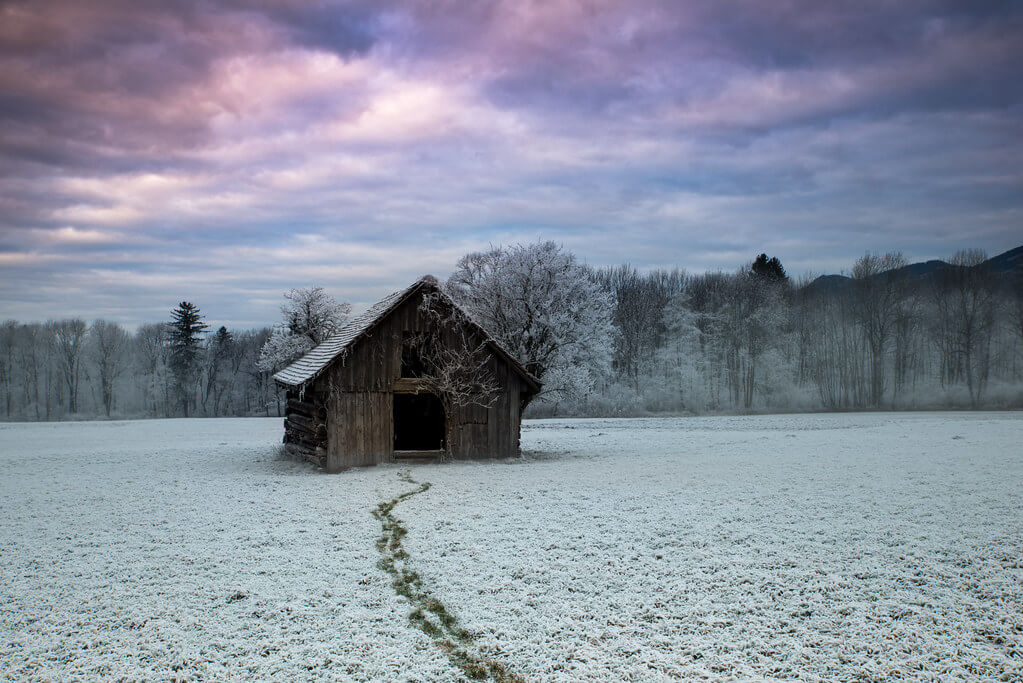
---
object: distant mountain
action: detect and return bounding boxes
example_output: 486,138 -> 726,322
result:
805,245 -> 1023,294
985,245 -> 1023,273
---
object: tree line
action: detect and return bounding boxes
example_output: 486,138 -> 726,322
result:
1,242 -> 1020,421
581,248 -> 1023,416
0,309 -> 279,421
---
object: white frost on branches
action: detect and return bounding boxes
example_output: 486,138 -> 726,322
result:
257,287 -> 350,372
445,241 -> 613,403
257,329 -> 314,373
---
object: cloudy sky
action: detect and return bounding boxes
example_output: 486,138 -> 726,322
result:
1,1 -> 1021,326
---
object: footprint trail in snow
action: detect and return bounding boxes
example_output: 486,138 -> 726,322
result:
373,470 -> 523,682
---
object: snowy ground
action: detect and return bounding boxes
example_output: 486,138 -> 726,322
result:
1,413 -> 1021,680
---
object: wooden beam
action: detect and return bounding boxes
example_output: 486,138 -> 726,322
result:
393,449 -> 444,459
392,378 -> 432,394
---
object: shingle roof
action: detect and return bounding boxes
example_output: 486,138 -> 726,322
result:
272,278 -> 541,393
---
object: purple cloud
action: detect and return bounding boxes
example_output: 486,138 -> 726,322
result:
0,0 -> 1021,326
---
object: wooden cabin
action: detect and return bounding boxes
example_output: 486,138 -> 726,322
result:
273,277 -> 540,471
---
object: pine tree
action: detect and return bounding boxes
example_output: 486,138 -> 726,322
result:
168,301 -> 208,417
751,253 -> 788,283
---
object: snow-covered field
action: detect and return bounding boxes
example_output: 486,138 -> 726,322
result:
1,413 -> 1021,680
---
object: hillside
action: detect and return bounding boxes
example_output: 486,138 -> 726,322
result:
805,245 -> 1023,294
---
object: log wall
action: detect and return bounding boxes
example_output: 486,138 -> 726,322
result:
282,387 -> 328,468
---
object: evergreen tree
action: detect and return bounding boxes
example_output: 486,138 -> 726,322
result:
168,301 -> 208,417
212,326 -> 233,355
751,253 -> 788,283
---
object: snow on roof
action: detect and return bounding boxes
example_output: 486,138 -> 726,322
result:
273,277 -> 540,392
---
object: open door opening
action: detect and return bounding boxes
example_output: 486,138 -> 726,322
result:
393,393 -> 445,452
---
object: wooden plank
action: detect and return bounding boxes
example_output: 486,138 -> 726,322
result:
370,392 -> 384,463
359,392 -> 372,467
327,391 -> 343,472
337,392 -> 350,467
284,421 -> 323,443
375,339 -> 383,387
352,392 -> 363,466
371,392 -> 381,462
487,403 -> 498,456
380,392 -> 390,462
343,392 -> 357,468
470,423 -> 484,459
367,392 -> 378,465
363,391 -> 372,464
509,384 -> 521,457
367,392 -> 379,465
392,378 -> 431,394
393,449 -> 444,459
354,392 -> 365,466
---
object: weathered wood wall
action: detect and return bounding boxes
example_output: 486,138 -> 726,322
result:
314,291 -> 531,471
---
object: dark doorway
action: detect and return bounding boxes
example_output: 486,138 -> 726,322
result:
393,393 -> 445,451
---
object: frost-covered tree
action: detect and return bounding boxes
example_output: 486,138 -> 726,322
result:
281,287 -> 351,344
134,323 -> 170,417
0,320 -> 15,418
203,326 -> 234,416
930,250 -> 998,406
723,270 -> 788,409
257,287 -> 351,373
595,265 -> 685,390
17,323 -> 45,420
89,320 -> 129,417
446,241 -> 613,403
852,252 -> 908,408
51,318 -> 88,414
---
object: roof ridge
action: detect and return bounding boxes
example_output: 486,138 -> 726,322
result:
273,278 -> 539,392
272,279 -> 424,388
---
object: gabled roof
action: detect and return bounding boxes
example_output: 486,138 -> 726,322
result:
273,277 -> 541,394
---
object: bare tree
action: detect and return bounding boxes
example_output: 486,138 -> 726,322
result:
851,252 -> 908,407
891,291 -> 921,406
413,289 -> 501,409
1010,284 -> 1023,382
17,324 -> 44,420
90,320 -> 129,417
596,265 -> 685,390
0,321 -> 15,418
662,272 -> 733,411
202,326 -> 234,416
51,318 -> 88,415
726,271 -> 787,410
134,323 -> 170,416
932,250 -> 998,406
